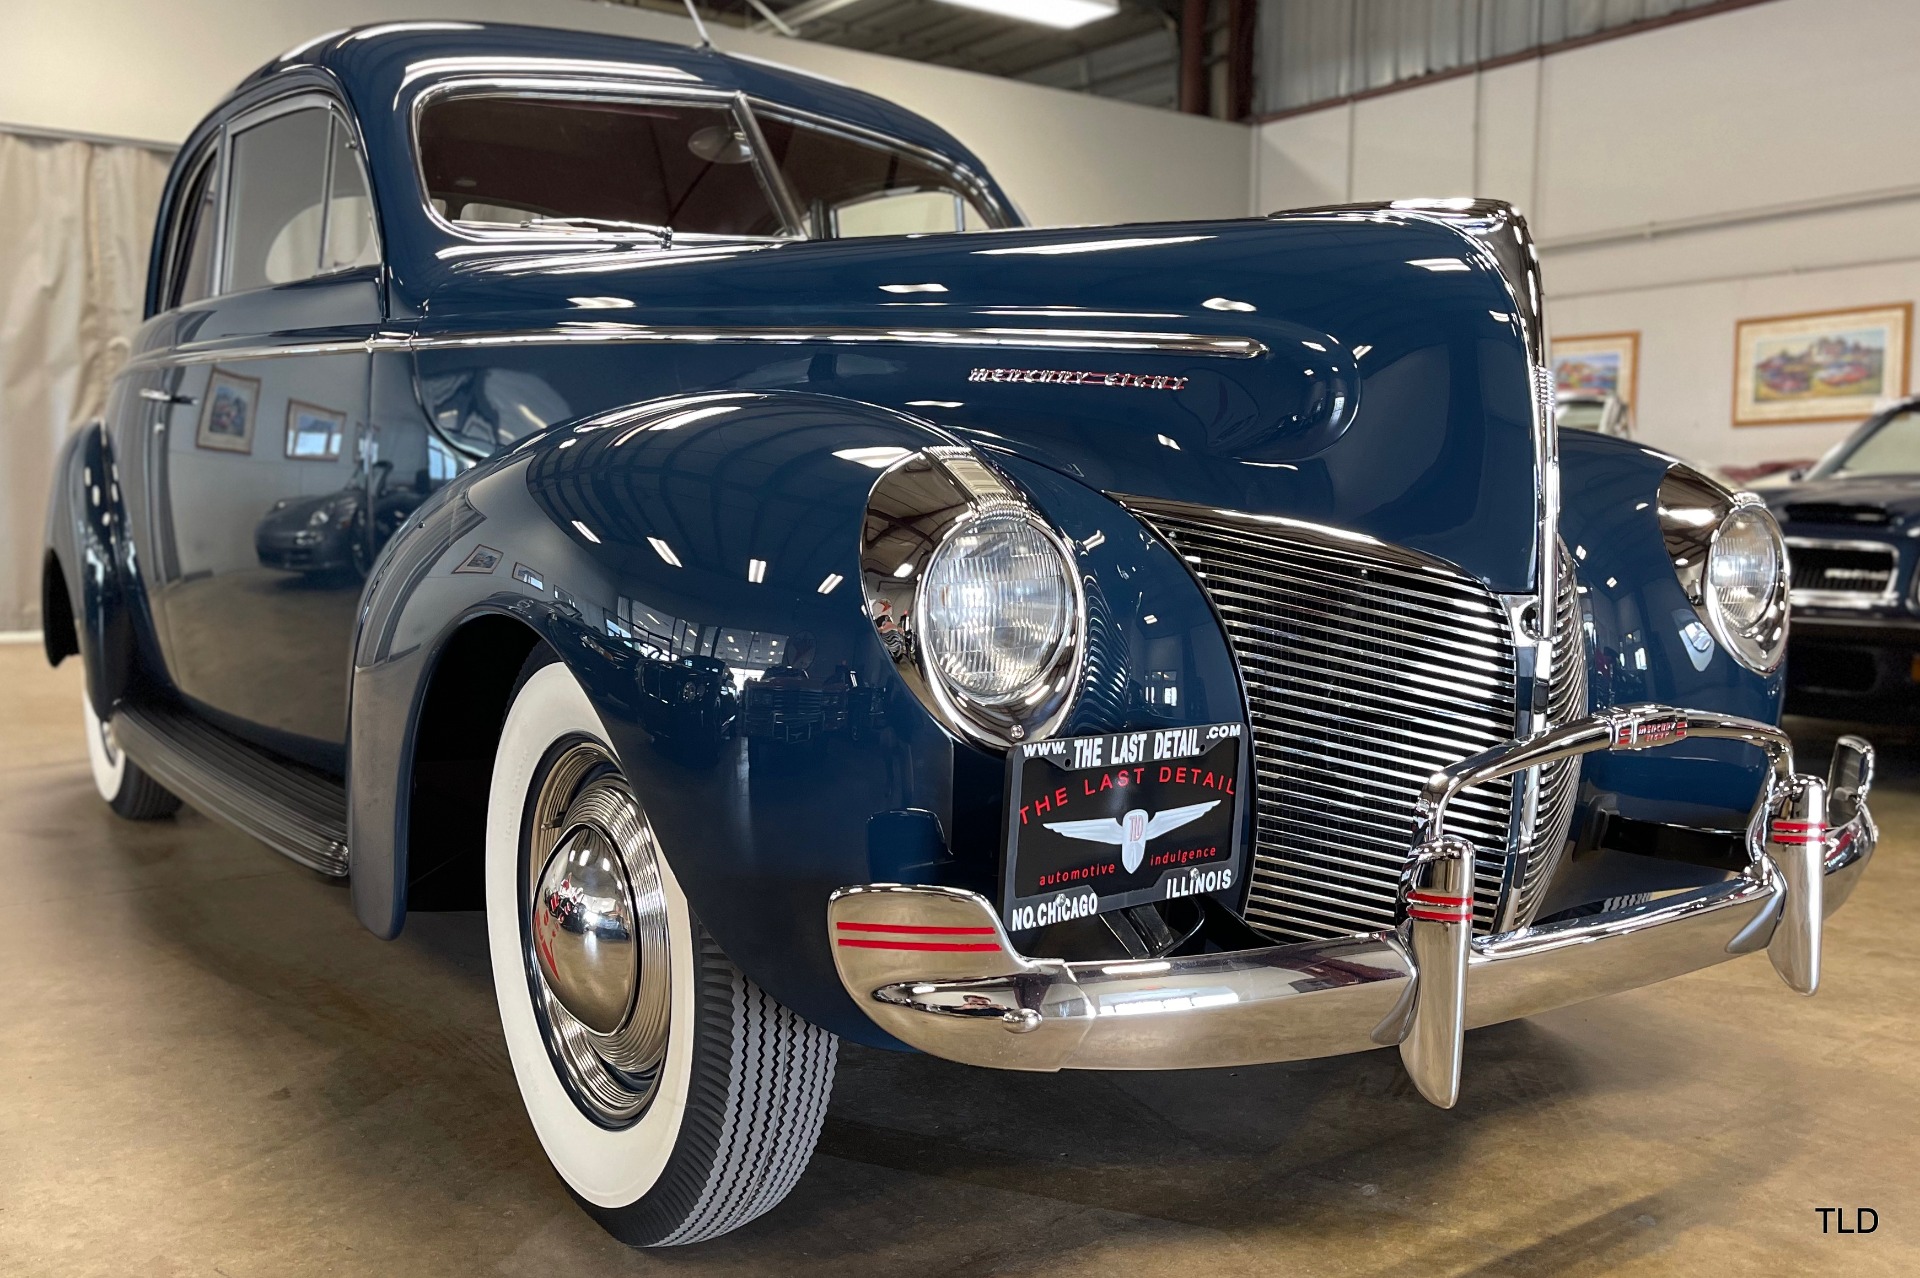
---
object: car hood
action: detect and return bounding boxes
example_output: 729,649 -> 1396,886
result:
1765,474 -> 1920,525
413,213 -> 1545,594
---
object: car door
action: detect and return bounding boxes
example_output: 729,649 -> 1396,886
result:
149,96 -> 381,761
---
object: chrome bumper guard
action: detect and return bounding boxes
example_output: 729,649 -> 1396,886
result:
828,707 -> 1877,1108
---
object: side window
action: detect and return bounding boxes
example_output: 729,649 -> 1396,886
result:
322,119 -> 379,271
226,106 -> 332,292
170,151 -> 219,308
753,114 -> 996,239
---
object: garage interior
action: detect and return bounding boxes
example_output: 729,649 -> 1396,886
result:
4,0 -> 1918,1273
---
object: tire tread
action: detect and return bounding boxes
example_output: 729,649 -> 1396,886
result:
111,760 -> 183,820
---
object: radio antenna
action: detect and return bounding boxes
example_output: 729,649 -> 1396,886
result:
681,0 -> 716,49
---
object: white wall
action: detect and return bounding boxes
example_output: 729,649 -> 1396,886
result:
0,0 -> 1251,229
1255,0 -> 1920,470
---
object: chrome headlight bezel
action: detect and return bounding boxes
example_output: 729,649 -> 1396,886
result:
1657,464 -> 1789,673
860,445 -> 1085,748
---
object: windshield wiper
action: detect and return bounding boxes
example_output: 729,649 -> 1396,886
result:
519,216 -> 674,248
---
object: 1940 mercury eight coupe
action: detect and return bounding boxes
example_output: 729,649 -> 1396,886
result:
43,21 -> 1879,1246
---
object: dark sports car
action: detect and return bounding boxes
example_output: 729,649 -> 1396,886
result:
255,459 -> 431,575
41,22 -> 1875,1248
1765,396 -> 1920,720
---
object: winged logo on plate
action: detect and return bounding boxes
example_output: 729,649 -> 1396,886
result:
1044,801 -> 1222,874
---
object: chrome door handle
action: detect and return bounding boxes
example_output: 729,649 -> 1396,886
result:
138,388 -> 197,406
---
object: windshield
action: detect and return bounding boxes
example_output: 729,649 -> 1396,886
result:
417,95 -> 789,238
1814,408 -> 1920,478
1556,400 -> 1606,432
754,113 -> 994,238
416,91 -> 1000,243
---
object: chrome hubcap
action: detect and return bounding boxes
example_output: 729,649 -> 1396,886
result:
532,826 -> 639,1035
524,741 -> 672,1126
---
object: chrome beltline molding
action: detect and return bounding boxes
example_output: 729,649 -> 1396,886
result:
120,324 -> 1267,373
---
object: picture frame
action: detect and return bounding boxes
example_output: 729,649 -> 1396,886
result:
284,400 -> 347,461
1733,303 -> 1911,426
197,368 -> 260,453
1552,331 -> 1639,406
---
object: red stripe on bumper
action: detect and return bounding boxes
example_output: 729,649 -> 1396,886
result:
1408,907 -> 1473,923
835,921 -> 997,935
835,939 -> 1004,952
1407,891 -> 1473,907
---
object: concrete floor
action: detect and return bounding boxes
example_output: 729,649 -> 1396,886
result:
1,640 -> 1914,1277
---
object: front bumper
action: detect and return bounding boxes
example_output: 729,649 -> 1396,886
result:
829,706 -> 1876,1106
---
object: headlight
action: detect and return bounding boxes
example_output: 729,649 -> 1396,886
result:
860,445 -> 1084,746
920,514 -> 1073,706
308,506 -> 332,527
1658,465 -> 1788,673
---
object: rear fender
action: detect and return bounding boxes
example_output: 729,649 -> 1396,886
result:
44,420 -> 137,715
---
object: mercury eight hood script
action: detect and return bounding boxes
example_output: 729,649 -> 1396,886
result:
1001,722 -> 1247,932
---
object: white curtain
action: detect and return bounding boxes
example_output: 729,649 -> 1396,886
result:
0,129 -> 173,633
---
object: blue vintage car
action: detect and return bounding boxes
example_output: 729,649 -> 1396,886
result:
42,21 -> 1877,1247
1763,396 -> 1920,720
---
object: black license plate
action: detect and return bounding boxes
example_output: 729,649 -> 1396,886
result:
1002,723 -> 1247,932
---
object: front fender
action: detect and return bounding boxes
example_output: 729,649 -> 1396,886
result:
350,393 -> 988,1039
1552,431 -> 1784,908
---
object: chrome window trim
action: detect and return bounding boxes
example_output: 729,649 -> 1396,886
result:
212,90 -> 383,300
743,97 -> 1014,233
221,92 -> 335,294
1785,536 -> 1903,609
317,109 -> 384,277
158,141 -> 221,312
407,78 -> 807,243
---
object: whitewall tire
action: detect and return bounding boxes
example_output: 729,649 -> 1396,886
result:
83,691 -> 180,819
486,659 -> 837,1246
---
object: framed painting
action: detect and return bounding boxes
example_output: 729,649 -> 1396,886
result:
285,400 -> 347,461
197,368 -> 260,453
1552,332 -> 1639,405
1734,303 -> 1911,426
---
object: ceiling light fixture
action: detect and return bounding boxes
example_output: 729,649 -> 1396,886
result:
932,0 -> 1118,28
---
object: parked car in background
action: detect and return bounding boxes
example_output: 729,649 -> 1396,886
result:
1765,396 -> 1920,720
1722,457 -> 1818,490
255,459 -> 432,575
1555,389 -> 1633,438
41,22 -> 1876,1249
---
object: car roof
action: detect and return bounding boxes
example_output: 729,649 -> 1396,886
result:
237,21 -> 997,185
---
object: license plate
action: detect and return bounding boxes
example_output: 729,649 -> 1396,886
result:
1001,723 -> 1247,932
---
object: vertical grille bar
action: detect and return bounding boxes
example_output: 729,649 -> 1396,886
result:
1134,506 -> 1521,942
1511,546 -> 1585,927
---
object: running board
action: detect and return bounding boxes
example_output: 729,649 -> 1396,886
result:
111,703 -> 349,876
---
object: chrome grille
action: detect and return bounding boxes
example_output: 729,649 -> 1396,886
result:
1782,502 -> 1890,527
1786,539 -> 1897,601
1135,505 -> 1520,941
1510,546 -> 1585,927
